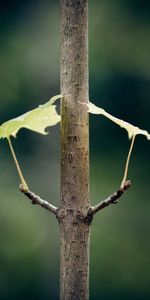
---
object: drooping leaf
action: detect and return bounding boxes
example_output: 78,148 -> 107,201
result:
87,102 -> 150,140
0,94 -> 62,139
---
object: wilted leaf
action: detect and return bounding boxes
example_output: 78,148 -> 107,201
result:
0,94 -> 62,139
87,102 -> 150,140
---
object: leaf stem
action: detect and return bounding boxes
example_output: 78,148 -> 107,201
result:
121,135 -> 135,188
7,137 -> 28,191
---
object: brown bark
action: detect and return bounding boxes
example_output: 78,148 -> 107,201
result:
59,0 -> 90,299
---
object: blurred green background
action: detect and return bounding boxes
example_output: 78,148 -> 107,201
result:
0,0 -> 150,299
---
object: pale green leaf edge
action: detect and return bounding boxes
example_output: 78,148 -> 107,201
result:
0,94 -> 63,139
87,102 -> 150,140
85,101 -> 150,187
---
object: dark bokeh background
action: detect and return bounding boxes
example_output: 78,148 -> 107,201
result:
0,0 -> 150,299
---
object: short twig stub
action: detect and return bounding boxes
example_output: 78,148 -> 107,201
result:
19,184 -> 58,215
89,180 -> 131,215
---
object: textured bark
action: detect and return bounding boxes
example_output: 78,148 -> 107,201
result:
60,0 -> 90,299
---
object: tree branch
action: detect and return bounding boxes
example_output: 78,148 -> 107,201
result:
19,184 -> 58,215
88,180 -> 131,216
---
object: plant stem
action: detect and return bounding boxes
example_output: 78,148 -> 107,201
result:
7,137 -> 28,191
121,135 -> 135,188
60,0 -> 89,299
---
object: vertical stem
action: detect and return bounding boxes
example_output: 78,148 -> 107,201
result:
60,0 -> 89,299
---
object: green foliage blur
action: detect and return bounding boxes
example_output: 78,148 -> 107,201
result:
0,0 -> 150,299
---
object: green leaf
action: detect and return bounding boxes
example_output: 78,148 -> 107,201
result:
87,102 -> 150,140
0,94 -> 62,139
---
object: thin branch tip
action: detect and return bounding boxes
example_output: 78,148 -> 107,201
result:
19,185 -> 58,215
90,179 -> 131,215
123,180 -> 131,190
19,183 -> 29,193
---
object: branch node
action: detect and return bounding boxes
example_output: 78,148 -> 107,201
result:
113,200 -> 118,204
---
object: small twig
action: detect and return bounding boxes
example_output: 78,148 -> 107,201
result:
88,180 -> 131,215
19,184 -> 58,215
